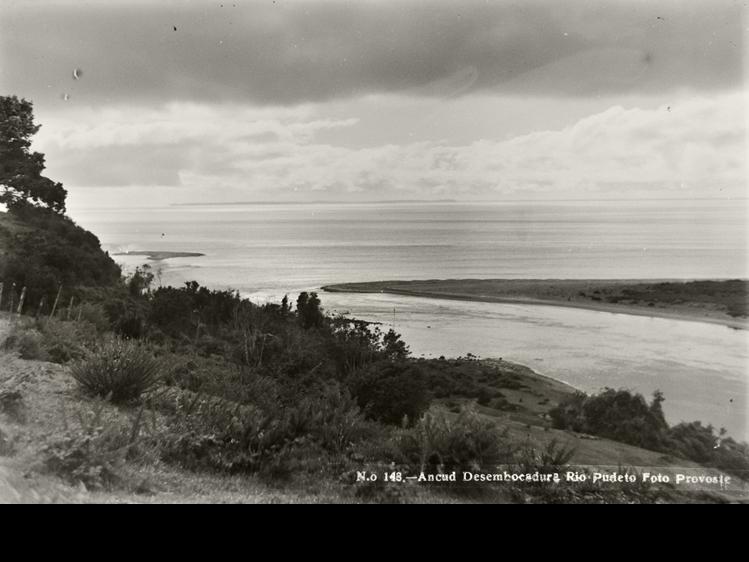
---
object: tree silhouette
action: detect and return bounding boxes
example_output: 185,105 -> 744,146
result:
0,96 -> 67,214
296,291 -> 324,329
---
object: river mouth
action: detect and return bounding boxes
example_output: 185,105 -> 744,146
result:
74,201 -> 749,441
320,290 -> 749,441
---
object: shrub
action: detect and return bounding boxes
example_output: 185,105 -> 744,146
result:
667,422 -> 749,480
39,318 -> 98,363
349,360 -> 430,426
157,383 -> 373,477
43,400 -> 146,490
399,406 -> 512,474
550,389 -> 749,481
549,388 -> 668,451
71,339 -> 164,403
77,303 -> 111,333
4,317 -> 101,363
4,326 -> 47,360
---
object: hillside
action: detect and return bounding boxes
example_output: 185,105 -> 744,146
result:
0,210 -> 121,313
1,312 -> 745,503
0,313 -> 359,504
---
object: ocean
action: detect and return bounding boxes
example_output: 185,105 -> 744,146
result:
71,199 -> 749,439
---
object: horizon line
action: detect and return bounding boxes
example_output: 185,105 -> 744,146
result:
170,196 -> 749,207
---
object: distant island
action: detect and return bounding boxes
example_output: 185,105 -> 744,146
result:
113,251 -> 205,261
323,279 -> 749,329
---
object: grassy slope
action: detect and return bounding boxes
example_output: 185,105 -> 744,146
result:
323,279 -> 749,328
427,357 -> 717,467
427,357 -> 747,501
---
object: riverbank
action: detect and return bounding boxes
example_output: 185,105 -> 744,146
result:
322,279 -> 749,330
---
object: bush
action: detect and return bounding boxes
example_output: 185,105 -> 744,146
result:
550,389 -> 749,481
399,406 -> 512,474
3,317 -> 98,363
71,339 -> 164,403
549,388 -> 668,451
77,303 -> 111,333
349,360 -> 430,426
4,326 -> 47,360
667,422 -> 749,480
40,318 -> 98,363
42,400 -> 146,490
157,382 -> 373,477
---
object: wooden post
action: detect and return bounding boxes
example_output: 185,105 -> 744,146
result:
16,287 -> 26,315
50,285 -> 62,318
36,296 -> 46,318
8,283 -> 15,314
0,282 -> 4,311
76,305 -> 82,322
66,296 -> 75,320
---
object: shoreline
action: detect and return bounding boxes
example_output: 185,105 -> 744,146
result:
113,251 -> 205,261
322,280 -> 749,330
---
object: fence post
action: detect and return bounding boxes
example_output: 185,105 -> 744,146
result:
36,296 -> 46,318
50,285 -> 62,318
16,287 -> 26,315
66,296 -> 75,320
0,282 -> 3,311
8,283 -> 15,314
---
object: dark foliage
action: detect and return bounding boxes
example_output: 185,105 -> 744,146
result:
0,96 -> 67,214
549,388 -> 669,450
296,291 -> 324,329
71,339 -> 163,403
0,208 -> 121,307
550,388 -> 749,480
348,360 -> 430,425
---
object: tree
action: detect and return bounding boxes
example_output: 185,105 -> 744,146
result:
0,96 -> 67,214
296,291 -> 324,329
383,329 -> 409,360
348,361 -> 430,426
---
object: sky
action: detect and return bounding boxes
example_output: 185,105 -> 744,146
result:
0,0 -> 746,209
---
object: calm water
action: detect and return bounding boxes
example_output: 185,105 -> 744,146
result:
71,200 -> 749,439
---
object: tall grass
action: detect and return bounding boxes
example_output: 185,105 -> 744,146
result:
71,339 -> 163,403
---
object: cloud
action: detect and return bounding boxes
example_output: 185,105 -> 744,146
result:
36,103 -> 358,150
35,103 -> 359,187
37,93 -> 746,199
1,0 -> 743,106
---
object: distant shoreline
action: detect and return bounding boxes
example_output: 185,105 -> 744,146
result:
322,279 -> 749,330
113,251 -> 205,261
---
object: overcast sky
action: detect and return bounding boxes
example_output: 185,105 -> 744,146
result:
1,0 -> 746,209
